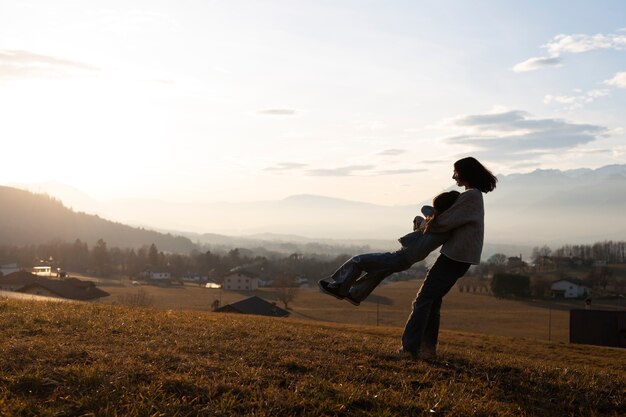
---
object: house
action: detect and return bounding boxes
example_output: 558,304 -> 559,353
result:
507,256 -> 527,270
0,263 -> 20,276
214,296 -> 289,317
0,271 -> 109,301
33,266 -> 54,276
144,271 -> 171,281
551,279 -> 589,299
182,273 -> 208,283
222,270 -> 259,291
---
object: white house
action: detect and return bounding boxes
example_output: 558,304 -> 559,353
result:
182,274 -> 208,283
33,266 -> 53,276
222,271 -> 258,291
149,271 -> 171,280
551,279 -> 589,299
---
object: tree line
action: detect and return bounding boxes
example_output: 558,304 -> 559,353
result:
0,239 -> 352,284
551,241 -> 626,264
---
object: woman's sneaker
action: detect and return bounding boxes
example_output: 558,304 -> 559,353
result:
397,347 -> 418,361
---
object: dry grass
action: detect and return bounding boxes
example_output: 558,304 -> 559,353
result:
0,299 -> 624,416
99,280 -> 615,343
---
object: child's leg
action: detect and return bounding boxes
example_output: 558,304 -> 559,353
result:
327,256 -> 364,295
348,269 -> 394,301
328,251 -> 400,294
351,251 -> 408,273
345,250 -> 411,300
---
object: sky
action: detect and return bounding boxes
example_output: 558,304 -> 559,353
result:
1,0 -> 625,206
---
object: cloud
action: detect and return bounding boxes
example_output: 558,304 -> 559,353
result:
512,56 -> 562,72
377,149 -> 406,156
452,110 -> 529,128
377,168 -> 426,175
265,161 -> 425,177
258,109 -> 296,116
352,120 -> 387,130
544,89 -> 610,109
613,146 -> 626,157
264,162 -> 308,172
509,161 -> 542,170
514,31 -> 626,73
149,79 -> 176,85
443,110 -> 609,161
568,148 -> 612,155
0,49 -> 97,79
544,33 -> 626,55
305,165 -> 375,177
604,72 -> 626,88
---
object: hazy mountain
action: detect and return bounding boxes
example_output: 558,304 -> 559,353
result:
486,164 -> 626,244
6,164 -> 626,250
0,186 -> 197,253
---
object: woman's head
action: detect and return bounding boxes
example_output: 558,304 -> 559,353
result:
453,157 -> 497,193
433,190 -> 460,214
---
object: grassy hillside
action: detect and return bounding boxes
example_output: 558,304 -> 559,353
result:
99,280 -> 621,343
0,186 -> 196,252
0,299 -> 623,416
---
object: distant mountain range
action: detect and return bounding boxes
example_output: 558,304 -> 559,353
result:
5,164 -> 626,257
485,164 -> 626,244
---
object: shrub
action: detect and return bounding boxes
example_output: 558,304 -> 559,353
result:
491,273 -> 530,297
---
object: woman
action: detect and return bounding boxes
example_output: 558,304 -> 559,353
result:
400,157 -> 497,360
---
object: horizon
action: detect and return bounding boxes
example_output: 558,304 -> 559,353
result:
3,161 -> 626,249
2,1 -> 626,207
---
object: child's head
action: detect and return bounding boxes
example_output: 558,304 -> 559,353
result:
422,190 -> 460,233
432,190 -> 460,214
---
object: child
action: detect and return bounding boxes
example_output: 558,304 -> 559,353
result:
318,190 -> 460,306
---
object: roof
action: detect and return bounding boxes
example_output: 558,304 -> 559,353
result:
226,267 -> 258,278
551,278 -> 587,286
214,296 -> 289,317
0,271 -> 109,300
0,270 -> 39,285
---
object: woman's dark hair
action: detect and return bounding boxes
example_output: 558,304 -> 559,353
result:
423,190 -> 460,232
454,157 -> 497,193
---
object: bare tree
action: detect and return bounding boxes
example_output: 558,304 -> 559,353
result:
274,275 -> 299,310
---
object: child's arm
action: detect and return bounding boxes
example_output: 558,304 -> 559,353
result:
413,216 -> 425,231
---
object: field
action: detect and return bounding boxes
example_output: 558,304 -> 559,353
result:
0,299 -> 624,416
97,279 -> 625,343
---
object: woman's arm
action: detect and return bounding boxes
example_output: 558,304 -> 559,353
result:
425,190 -> 483,233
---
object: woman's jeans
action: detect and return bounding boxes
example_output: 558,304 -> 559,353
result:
401,254 -> 470,356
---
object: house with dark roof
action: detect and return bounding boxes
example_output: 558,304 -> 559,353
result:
214,296 -> 289,317
551,278 -> 589,299
0,271 -> 109,301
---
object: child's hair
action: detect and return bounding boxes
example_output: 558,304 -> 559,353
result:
454,157 -> 497,193
423,190 -> 460,232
